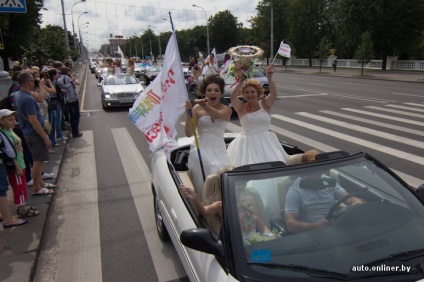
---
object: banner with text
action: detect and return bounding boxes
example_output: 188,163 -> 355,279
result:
128,32 -> 187,152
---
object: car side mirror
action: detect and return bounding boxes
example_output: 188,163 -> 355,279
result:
417,184 -> 424,202
180,228 -> 224,256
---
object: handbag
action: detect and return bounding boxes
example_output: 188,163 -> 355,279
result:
47,97 -> 58,111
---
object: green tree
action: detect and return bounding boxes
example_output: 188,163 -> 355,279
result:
250,0 -> 290,60
286,0 -> 329,66
316,37 -> 330,73
368,0 -> 424,69
354,31 -> 374,76
0,0 -> 44,70
209,10 -> 238,53
23,25 -> 71,66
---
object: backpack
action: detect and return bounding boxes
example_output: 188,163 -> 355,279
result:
0,132 -> 17,171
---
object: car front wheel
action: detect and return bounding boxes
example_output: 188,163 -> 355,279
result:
153,187 -> 170,241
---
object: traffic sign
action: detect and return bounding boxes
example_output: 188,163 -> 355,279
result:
0,0 -> 27,13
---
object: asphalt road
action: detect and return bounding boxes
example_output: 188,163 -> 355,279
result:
34,67 -> 423,282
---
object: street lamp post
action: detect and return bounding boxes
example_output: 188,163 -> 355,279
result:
60,0 -> 71,59
78,21 -> 89,56
270,0 -> 274,64
134,34 -> 138,57
148,25 -> 161,60
71,0 -> 86,50
192,4 -> 209,55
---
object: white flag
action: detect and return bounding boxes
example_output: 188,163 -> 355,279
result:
117,46 -> 125,58
128,32 -> 188,152
277,41 -> 291,58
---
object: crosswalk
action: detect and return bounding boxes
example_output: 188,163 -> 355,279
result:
183,101 -> 424,188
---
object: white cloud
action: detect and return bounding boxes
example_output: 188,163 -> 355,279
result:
41,0 -> 260,50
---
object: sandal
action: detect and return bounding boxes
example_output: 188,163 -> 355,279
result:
17,207 -> 40,218
32,187 -> 54,195
43,183 -> 57,189
3,218 -> 28,228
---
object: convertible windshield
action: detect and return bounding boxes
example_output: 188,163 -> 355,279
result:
105,75 -> 138,85
225,154 -> 424,278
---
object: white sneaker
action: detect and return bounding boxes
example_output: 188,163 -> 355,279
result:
42,172 -> 55,179
27,179 -> 33,186
57,137 -> 68,141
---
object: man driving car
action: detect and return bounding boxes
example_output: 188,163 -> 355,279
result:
285,150 -> 365,234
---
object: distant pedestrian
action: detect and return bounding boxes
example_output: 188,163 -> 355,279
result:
332,59 -> 337,72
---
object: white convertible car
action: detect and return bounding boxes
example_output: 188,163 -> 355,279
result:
151,134 -> 424,282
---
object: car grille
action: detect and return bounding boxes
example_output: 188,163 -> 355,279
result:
117,92 -> 135,98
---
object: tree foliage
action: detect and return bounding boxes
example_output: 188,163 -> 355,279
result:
0,0 -> 44,70
354,31 -> 374,76
209,10 -> 239,53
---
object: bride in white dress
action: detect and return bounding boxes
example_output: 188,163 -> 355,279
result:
227,64 -> 288,166
186,75 -> 232,198
227,64 -> 288,218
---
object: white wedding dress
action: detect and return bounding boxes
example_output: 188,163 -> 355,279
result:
188,116 -> 230,199
227,102 -> 288,166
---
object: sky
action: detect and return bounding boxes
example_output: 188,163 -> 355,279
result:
41,0 -> 261,51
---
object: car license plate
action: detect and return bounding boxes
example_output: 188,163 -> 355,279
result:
120,99 -> 133,103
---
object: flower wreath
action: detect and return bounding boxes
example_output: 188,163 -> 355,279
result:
224,45 -> 264,80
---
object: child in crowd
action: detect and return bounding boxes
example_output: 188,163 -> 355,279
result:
0,109 -> 39,218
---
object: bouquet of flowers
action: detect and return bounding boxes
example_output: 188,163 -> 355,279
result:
225,45 -> 264,79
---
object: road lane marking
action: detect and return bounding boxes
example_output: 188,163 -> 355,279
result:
56,130 -> 102,282
339,82 -> 359,86
80,65 -> 88,111
296,112 -> 424,149
392,92 -> 424,98
279,93 -> 329,98
321,110 -> 424,137
225,122 -> 423,187
342,108 -> 424,127
271,114 -> 424,165
365,106 -> 424,118
404,103 -> 424,108
112,128 -> 185,282
385,104 -> 424,113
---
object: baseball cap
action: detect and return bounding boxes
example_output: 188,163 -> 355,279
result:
0,109 -> 17,118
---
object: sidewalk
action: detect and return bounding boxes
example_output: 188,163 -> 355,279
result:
0,63 -> 86,282
0,63 -> 422,282
273,65 -> 424,83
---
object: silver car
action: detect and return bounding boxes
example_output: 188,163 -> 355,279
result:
98,74 -> 144,109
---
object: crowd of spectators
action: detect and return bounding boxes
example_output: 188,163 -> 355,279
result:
0,58 -> 81,228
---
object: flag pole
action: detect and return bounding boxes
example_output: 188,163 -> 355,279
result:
169,12 -> 206,182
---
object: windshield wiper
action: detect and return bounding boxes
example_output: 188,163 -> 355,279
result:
247,262 -> 351,280
363,248 -> 424,267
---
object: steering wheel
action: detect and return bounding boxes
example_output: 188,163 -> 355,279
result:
326,191 -> 366,221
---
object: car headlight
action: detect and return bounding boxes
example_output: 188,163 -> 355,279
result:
105,93 -> 116,99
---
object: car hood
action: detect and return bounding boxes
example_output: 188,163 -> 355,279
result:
102,84 -> 143,93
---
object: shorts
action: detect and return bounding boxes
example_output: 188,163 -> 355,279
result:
7,169 -> 27,206
24,135 -> 49,162
0,163 -> 9,197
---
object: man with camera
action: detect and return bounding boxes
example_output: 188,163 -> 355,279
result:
56,67 -> 82,138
